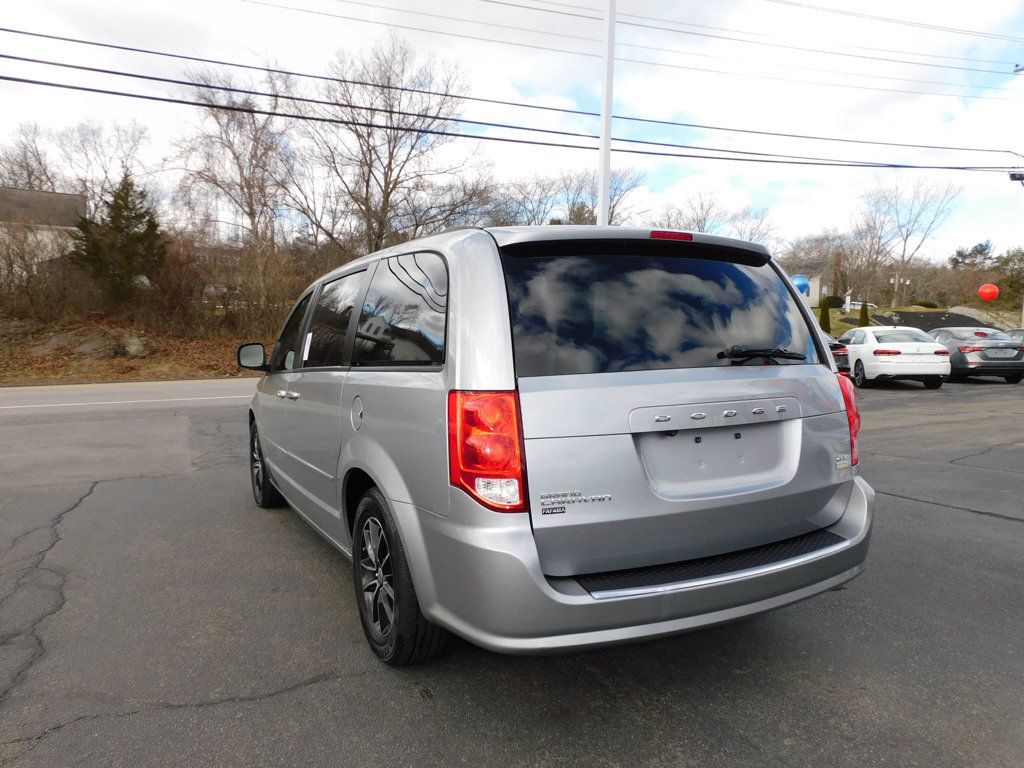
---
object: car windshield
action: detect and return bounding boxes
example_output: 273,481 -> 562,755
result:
952,329 -> 1011,341
500,246 -> 821,377
874,330 -> 935,343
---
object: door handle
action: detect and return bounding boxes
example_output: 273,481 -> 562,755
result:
276,390 -> 288,398
285,391 -> 300,400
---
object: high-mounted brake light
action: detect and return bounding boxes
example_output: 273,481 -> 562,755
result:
836,374 -> 860,466
934,349 -> 950,356
872,349 -> 901,356
958,345 -> 985,353
650,230 -> 693,241
448,391 -> 527,512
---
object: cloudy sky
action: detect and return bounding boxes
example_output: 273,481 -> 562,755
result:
2,0 -> 1023,258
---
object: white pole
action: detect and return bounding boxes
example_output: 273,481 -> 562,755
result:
596,0 -> 616,226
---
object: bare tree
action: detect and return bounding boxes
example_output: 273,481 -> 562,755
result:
651,192 -> 729,234
779,229 -> 850,294
54,120 -> 148,216
859,179 -> 959,307
177,70 -> 290,246
288,36 -> 480,253
728,205 -> 776,246
552,167 -> 644,225
0,123 -> 60,191
488,175 -> 560,226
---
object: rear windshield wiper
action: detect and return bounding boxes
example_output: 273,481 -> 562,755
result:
717,345 -> 806,361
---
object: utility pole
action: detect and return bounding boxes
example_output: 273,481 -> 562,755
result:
596,0 -> 616,226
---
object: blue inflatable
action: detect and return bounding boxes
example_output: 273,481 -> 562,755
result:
791,274 -> 811,296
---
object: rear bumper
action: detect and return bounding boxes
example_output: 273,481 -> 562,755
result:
865,360 -> 949,380
953,362 -> 1024,376
393,477 -> 873,654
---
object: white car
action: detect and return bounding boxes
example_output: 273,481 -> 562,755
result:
837,325 -> 950,389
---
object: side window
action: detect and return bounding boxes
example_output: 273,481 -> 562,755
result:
353,253 -> 448,366
270,293 -> 312,372
303,271 -> 366,368
932,331 -> 947,342
837,333 -> 853,344
847,330 -> 865,345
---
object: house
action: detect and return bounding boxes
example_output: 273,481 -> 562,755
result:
788,260 -> 834,309
0,187 -> 86,266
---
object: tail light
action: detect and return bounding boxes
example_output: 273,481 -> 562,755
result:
872,349 -> 901,356
836,374 -> 860,466
958,345 -> 985,353
448,391 -> 527,512
934,349 -> 950,356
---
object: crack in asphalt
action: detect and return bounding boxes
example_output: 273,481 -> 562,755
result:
861,450 -> 1024,478
0,669 -> 369,766
876,490 -> 1024,524
949,439 -> 1024,468
0,481 -> 98,711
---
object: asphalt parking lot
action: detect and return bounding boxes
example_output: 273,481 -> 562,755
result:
1,377 -> 1022,767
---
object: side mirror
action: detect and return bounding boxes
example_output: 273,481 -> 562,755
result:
237,343 -> 269,371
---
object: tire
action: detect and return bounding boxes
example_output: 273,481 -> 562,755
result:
352,488 -> 448,666
250,421 -> 286,508
852,360 -> 869,388
1004,373 -> 1023,384
923,377 -> 943,390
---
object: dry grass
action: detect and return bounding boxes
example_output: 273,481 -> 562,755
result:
0,319 -> 266,387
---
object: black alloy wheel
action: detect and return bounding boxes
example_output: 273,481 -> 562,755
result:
250,421 -> 285,508
852,360 -> 869,388
352,488 -> 448,666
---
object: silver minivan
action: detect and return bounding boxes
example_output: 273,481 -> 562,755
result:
237,226 -> 873,665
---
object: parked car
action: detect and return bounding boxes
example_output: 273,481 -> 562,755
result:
837,326 -> 950,389
825,334 -> 850,375
849,301 -> 878,311
929,327 -> 1024,383
237,226 -> 873,665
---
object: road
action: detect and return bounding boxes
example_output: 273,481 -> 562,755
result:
1,377 -> 1022,767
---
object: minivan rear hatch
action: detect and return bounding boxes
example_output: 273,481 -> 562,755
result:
497,234 -> 853,577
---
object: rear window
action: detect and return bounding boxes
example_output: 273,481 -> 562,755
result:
952,328 -> 1010,340
500,248 -> 821,377
873,329 -> 935,344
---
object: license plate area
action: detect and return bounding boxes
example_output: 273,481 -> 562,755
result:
635,419 -> 801,500
986,348 -> 1016,358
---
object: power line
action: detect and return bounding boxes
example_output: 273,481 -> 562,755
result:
315,0 -> 1018,93
613,8 -> 1019,68
1,25 -> 1020,158
466,0 -> 1014,75
529,0 -> 1020,65
763,0 -> 1024,44
2,73 -> 1020,172
7,51 -> 980,167
246,0 -> 1024,103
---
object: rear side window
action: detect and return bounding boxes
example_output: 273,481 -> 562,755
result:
304,270 -> 366,368
500,249 -> 820,377
353,253 -> 448,366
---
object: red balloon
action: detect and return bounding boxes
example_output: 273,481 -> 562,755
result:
978,283 -> 999,302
